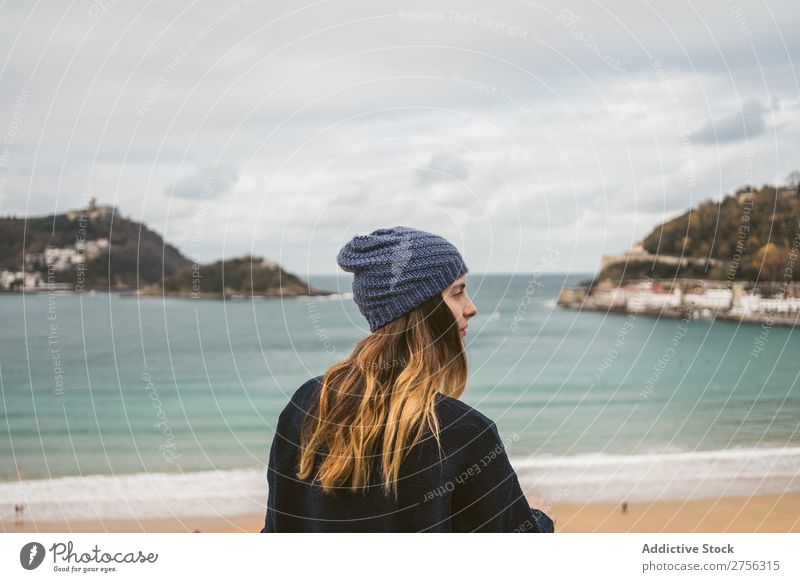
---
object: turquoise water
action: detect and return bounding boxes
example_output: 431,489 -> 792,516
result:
1,273 -> 798,483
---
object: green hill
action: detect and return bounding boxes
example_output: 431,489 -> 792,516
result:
0,204 -> 189,289
155,255 -> 331,298
598,184 -> 800,283
1,201 -> 329,297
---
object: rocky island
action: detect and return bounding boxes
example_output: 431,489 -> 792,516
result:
142,255 -> 333,299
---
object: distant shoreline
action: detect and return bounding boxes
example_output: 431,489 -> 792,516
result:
135,288 -> 336,300
558,278 -> 800,328
0,287 -> 337,300
559,301 -> 800,328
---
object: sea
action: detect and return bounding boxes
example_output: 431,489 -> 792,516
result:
1,273 -> 799,521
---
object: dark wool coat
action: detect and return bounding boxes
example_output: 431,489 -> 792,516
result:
261,376 -> 554,533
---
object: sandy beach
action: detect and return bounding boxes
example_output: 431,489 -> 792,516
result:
3,493 -> 798,533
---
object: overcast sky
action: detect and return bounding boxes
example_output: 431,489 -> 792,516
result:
1,0 -> 798,276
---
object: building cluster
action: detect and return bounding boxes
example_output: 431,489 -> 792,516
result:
2,199 -> 117,292
43,239 -> 109,270
559,236 -> 800,326
0,269 -> 41,290
0,238 -> 108,291
559,277 -> 800,324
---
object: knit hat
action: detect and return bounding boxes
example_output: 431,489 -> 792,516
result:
337,226 -> 469,332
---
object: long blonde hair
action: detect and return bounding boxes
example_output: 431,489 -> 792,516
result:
297,292 -> 468,499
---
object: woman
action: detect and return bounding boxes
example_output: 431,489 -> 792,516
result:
261,226 -> 554,533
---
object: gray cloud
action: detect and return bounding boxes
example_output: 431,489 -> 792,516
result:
692,100 -> 769,143
164,164 -> 239,200
416,150 -> 471,186
1,0 -> 798,274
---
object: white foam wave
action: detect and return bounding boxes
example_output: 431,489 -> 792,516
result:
306,292 -> 352,301
0,468 -> 265,522
511,446 -> 800,503
2,447 -> 799,521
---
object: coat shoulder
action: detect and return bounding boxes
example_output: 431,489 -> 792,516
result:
434,393 -> 498,438
277,375 -> 323,426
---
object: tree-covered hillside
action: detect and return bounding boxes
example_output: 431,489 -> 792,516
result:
158,255 -> 330,297
599,184 -> 800,283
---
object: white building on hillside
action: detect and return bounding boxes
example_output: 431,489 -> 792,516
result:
683,288 -> 733,310
626,288 -> 682,312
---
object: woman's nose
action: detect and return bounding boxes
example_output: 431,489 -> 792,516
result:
465,298 -> 477,317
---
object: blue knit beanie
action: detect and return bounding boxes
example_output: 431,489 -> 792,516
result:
337,226 -> 469,332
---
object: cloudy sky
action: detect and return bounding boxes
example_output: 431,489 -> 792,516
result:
1,0 -> 798,276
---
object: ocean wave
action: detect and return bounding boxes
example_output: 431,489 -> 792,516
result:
305,292 -> 353,301
0,468 -> 265,522
511,446 -> 800,503
1,446 -> 799,521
